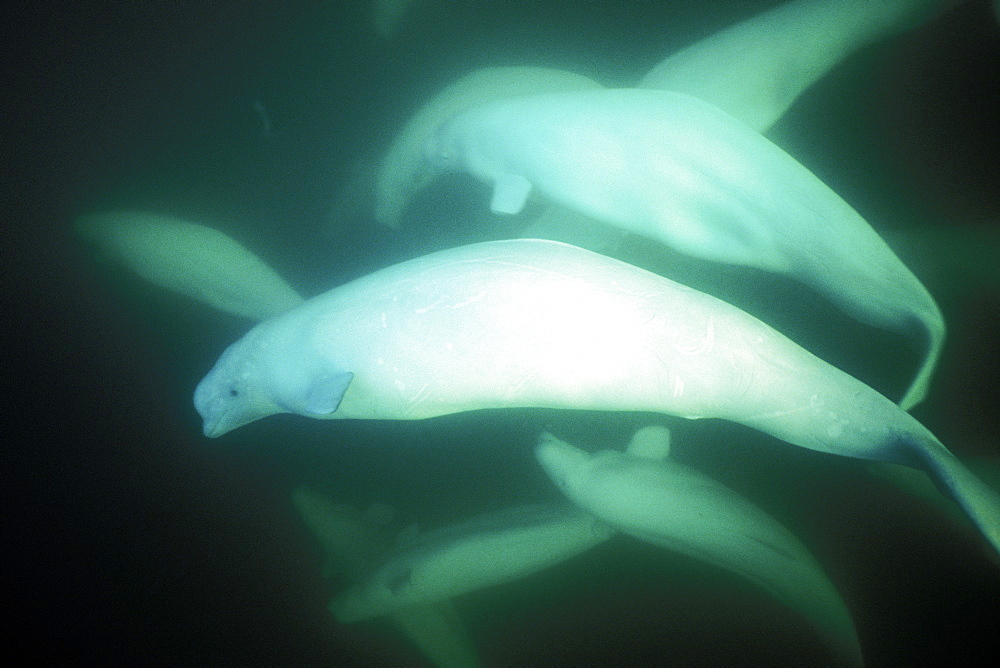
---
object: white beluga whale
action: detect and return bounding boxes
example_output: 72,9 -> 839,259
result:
330,502 -> 614,623
372,1 -> 954,231
639,0 -> 958,133
292,487 -> 482,668
423,88 -> 944,409
194,239 -> 999,556
375,66 -> 601,228
75,211 -> 304,320
330,427 -> 670,625
536,426 -> 862,664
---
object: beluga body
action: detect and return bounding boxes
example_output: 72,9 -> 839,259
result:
194,239 -> 999,556
424,88 -> 943,410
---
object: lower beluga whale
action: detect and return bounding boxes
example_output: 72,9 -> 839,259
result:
329,428 -> 664,624
423,87 -> 943,410
194,239 -> 1000,557
292,487 -> 482,668
330,502 -> 614,623
535,427 -> 861,665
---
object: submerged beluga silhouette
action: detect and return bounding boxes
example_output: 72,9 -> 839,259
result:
638,0 -> 957,134
193,239 -> 1000,558
292,488 -> 482,668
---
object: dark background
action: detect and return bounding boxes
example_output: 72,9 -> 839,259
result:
7,1 -> 999,665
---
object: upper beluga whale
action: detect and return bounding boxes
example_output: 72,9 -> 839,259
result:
330,502 -> 613,623
75,211 -> 304,321
375,66 -> 601,228
639,0 -> 959,134
423,88 -> 944,410
194,239 -> 999,557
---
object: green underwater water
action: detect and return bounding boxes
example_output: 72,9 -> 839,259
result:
10,1 -> 1000,665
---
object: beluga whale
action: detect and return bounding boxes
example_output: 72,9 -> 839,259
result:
330,502 -> 614,623
373,1 -> 954,231
292,487 -> 482,668
536,426 -> 862,665
375,66 -> 601,228
75,211 -> 304,320
639,0 -> 958,134
423,88 -> 944,410
330,427 -> 667,624
194,239 -> 999,557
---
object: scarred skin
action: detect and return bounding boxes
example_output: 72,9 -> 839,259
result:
194,239 -> 998,556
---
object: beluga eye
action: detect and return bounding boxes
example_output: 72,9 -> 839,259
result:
423,123 -> 461,173
229,387 -> 239,397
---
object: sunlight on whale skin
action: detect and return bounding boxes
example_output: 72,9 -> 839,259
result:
331,503 -> 613,623
424,88 -> 944,410
194,239 -> 999,557
639,0 -> 959,133
369,64 -> 620,253
536,427 -> 862,665
75,211 -> 304,321
374,66 -> 602,228
293,487 -> 482,668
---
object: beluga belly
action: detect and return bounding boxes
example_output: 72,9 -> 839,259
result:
194,239 -> 999,557
423,87 -> 943,410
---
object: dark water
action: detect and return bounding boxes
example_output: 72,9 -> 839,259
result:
8,1 -> 1000,665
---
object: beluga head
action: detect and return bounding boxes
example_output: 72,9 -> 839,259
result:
194,339 -> 280,438
194,321 -> 355,438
